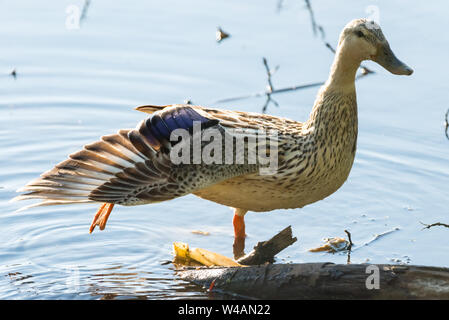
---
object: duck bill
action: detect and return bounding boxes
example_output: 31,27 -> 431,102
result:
373,43 -> 413,76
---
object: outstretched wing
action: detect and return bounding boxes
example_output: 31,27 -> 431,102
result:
136,104 -> 302,133
13,105 -> 258,211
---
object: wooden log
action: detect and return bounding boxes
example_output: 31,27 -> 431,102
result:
177,263 -> 449,299
237,225 -> 297,265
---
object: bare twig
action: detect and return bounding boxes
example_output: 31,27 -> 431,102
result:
210,2 -> 375,110
344,229 -> 353,264
80,0 -> 90,24
420,221 -> 449,230
237,225 -> 297,265
212,81 -> 323,105
344,230 -> 354,248
262,95 -> 279,114
356,227 -> 400,249
317,25 -> 326,40
276,0 -> 284,13
261,57 -> 280,113
304,0 -> 317,36
304,0 -> 328,48
212,71 -> 372,106
325,42 -> 336,54
262,58 -> 279,91
303,0 -> 374,74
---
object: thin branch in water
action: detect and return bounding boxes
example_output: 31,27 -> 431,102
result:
80,0 -> 90,24
212,69 -> 372,106
303,0 -> 374,74
317,25 -> 326,40
344,229 -> 354,249
276,0 -> 284,13
356,227 -> 400,249
262,57 -> 276,93
209,1 -> 375,109
344,229 -> 354,264
304,0 -> 318,36
420,221 -> 449,230
261,57 -> 280,113
262,95 -> 279,114
325,42 -> 336,54
211,80 -> 322,105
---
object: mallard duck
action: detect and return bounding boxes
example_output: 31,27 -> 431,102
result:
13,19 -> 412,256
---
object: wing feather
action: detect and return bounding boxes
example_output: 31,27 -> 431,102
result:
13,105 -> 245,210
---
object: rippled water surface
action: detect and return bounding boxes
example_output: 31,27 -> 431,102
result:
1,0 -> 448,299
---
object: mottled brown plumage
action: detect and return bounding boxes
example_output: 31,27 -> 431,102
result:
13,19 -> 412,246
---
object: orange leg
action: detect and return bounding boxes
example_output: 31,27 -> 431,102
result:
89,203 -> 115,233
232,208 -> 247,259
233,214 -> 246,239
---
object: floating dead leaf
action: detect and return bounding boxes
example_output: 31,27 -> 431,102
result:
309,237 -> 350,253
191,230 -> 210,236
216,27 -> 230,43
173,242 -> 241,267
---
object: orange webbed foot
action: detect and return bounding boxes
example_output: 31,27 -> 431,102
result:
89,203 -> 114,233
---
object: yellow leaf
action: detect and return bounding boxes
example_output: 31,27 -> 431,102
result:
173,242 -> 241,267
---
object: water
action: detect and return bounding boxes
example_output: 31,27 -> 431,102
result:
1,0 -> 448,299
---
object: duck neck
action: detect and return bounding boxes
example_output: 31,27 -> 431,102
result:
327,44 -> 362,91
304,44 -> 360,136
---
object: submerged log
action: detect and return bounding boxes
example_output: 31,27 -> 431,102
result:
178,263 -> 449,299
177,226 -> 449,299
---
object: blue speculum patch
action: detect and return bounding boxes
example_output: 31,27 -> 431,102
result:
144,107 -> 219,143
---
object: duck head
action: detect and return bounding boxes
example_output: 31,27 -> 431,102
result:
338,19 -> 413,76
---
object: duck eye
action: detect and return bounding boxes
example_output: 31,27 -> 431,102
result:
355,30 -> 365,38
